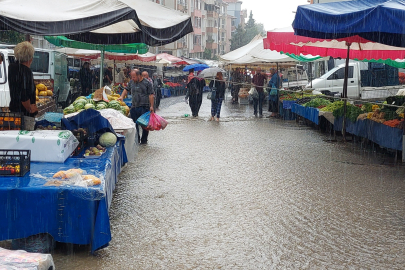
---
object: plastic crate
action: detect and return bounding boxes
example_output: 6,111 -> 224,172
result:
0,112 -> 23,131
0,150 -> 31,177
239,97 -> 249,105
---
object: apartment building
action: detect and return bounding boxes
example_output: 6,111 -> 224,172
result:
150,0 -> 238,59
222,0 -> 247,34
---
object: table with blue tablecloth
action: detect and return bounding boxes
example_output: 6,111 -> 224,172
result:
0,141 -> 127,253
291,104 -> 320,125
279,100 -> 297,120
334,117 -> 403,151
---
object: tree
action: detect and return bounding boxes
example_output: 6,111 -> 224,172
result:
244,11 -> 260,45
230,11 -> 263,51
203,48 -> 212,60
0,31 -> 25,44
230,24 -> 246,51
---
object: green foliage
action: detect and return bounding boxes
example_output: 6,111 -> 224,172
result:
230,11 -> 262,51
203,48 -> 212,60
0,31 -> 25,44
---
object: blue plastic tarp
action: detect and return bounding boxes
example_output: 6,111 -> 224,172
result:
62,109 -> 116,136
334,117 -> 403,151
282,100 -> 297,110
293,0 -> 405,47
0,141 -> 127,253
291,104 -> 319,125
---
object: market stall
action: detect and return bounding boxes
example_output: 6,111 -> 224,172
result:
0,140 -> 127,253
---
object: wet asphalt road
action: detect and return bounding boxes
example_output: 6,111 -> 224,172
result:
40,93 -> 405,268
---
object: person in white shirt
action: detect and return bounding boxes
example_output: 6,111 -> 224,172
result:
117,67 -> 127,84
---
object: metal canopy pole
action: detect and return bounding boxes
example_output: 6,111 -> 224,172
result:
99,49 -> 105,88
342,43 -> 351,142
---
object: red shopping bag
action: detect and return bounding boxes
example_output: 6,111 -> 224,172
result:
153,113 -> 168,130
146,113 -> 167,131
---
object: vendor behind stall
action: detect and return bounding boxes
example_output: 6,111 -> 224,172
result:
8,41 -> 38,117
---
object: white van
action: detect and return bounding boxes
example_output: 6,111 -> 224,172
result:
0,46 -> 77,109
307,62 -> 401,100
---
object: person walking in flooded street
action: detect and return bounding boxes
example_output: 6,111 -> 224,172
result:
252,67 -> 267,117
268,68 -> 280,117
118,69 -> 154,145
209,72 -> 226,122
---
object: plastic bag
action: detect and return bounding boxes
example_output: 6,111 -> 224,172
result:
146,113 -> 168,131
154,113 -> 168,130
136,112 -> 151,128
248,87 -> 258,98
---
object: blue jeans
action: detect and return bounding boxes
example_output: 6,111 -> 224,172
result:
253,91 -> 265,115
211,98 -> 224,118
130,106 -> 150,143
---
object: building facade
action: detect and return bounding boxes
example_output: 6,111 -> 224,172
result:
150,0 -> 243,59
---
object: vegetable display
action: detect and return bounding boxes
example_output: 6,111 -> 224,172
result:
303,98 -> 331,108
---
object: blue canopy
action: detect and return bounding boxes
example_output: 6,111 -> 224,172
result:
183,64 -> 209,72
293,0 -> 405,47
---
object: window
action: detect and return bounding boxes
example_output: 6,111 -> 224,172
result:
194,35 -> 201,45
327,66 -> 353,80
31,51 -> 49,73
194,17 -> 201,28
67,58 -> 73,67
74,59 -> 81,68
0,53 -> 4,83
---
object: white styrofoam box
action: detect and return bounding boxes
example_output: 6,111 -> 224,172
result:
0,130 -> 79,163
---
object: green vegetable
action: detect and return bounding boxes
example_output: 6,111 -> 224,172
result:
333,103 -> 362,122
303,97 -> 331,108
320,101 -> 345,112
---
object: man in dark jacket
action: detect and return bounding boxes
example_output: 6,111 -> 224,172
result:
252,67 -> 267,117
79,62 -> 92,96
103,66 -> 113,86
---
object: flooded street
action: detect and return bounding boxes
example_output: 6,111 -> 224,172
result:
53,95 -> 405,269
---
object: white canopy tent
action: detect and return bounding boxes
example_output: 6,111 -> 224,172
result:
220,35 -> 296,65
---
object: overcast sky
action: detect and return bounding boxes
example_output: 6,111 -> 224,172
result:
241,0 -> 310,31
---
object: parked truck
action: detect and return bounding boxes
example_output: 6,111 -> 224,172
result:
306,62 -> 402,100
282,65 -> 309,90
0,46 -> 78,111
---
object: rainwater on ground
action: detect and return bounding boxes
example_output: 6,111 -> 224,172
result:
24,94 -> 405,268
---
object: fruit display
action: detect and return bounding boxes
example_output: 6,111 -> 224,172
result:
63,96 -> 130,116
84,145 -> 106,157
0,165 -> 20,175
238,88 -> 249,98
52,168 -> 101,186
0,113 -> 23,131
295,97 -> 312,105
99,132 -> 117,147
72,128 -> 88,140
36,125 -> 61,131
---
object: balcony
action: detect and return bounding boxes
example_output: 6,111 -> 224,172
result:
206,41 -> 218,50
206,27 -> 218,33
191,45 -> 203,53
207,10 -> 219,18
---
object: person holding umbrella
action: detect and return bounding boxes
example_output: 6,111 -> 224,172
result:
209,72 -> 226,122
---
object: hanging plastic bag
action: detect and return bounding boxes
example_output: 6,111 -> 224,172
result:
154,113 -> 168,130
147,113 -> 168,131
136,112 -> 151,128
147,113 -> 160,131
